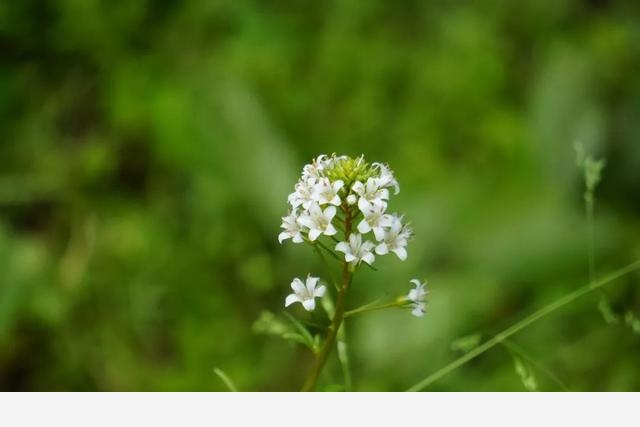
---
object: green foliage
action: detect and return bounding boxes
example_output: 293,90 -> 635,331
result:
512,356 -> 538,392
1,0 -> 640,391
253,311 -> 318,352
450,334 -> 482,354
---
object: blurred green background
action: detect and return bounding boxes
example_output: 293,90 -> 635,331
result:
1,0 -> 640,391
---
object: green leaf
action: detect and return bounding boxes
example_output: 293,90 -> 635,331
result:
625,312 -> 640,335
213,368 -> 239,392
598,298 -> 620,325
450,334 -> 482,354
253,310 -> 316,351
513,356 -> 538,392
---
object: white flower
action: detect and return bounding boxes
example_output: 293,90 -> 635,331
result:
312,177 -> 344,206
335,233 -> 376,265
288,178 -> 317,210
375,214 -> 410,260
302,155 -> 331,181
297,203 -> 337,241
352,178 -> 389,212
407,279 -> 428,317
278,210 -> 304,244
346,194 -> 357,205
285,276 -> 326,311
373,162 -> 400,195
357,201 -> 393,241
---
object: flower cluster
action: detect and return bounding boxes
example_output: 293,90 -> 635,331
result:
279,154 -> 412,267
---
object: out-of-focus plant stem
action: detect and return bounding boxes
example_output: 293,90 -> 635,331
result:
301,207 -> 353,391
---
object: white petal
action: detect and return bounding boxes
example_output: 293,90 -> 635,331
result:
357,197 -> 370,213
314,285 -> 326,298
335,241 -> 350,253
351,181 -> 365,196
292,233 -> 304,243
302,299 -> 316,311
323,205 -> 336,221
344,253 -> 357,262
411,303 -> 426,317
379,214 -> 394,228
297,216 -> 314,229
291,278 -> 305,293
361,252 -> 375,265
306,276 -> 319,292
410,279 -> 422,287
372,227 -> 386,241
285,294 -> 300,307
278,231 -> 290,243
308,229 -> 321,241
333,180 -> 344,192
357,220 -> 371,234
375,243 -> 389,255
329,195 -> 341,206
324,224 -> 337,236
392,246 -> 407,261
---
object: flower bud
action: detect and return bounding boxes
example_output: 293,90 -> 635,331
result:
346,194 -> 357,205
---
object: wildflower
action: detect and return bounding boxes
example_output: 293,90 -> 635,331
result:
407,279 -> 428,317
297,203 -> 337,241
357,201 -> 393,241
302,155 -> 331,181
372,162 -> 400,195
285,276 -> 326,311
375,215 -> 411,260
352,178 -> 389,212
288,178 -> 317,210
335,233 -> 376,266
346,194 -> 357,206
312,177 -> 344,206
278,210 -> 304,244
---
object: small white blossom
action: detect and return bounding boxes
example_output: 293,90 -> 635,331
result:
352,178 -> 389,212
301,154 -> 331,181
335,233 -> 376,265
373,162 -> 400,195
312,177 -> 344,206
375,214 -> 410,260
407,279 -> 428,317
357,201 -> 393,241
278,210 -> 304,244
346,194 -> 357,205
285,275 -> 326,311
297,203 -> 337,241
288,178 -> 317,210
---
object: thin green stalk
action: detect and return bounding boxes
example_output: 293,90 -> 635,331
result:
406,259 -> 640,391
344,301 -> 400,318
586,200 -> 596,283
301,209 -> 354,392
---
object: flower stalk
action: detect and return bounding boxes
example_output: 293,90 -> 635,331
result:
301,207 -> 353,391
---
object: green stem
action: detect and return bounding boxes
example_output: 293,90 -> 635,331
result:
586,197 -> 596,284
406,259 -> 640,392
344,301 -> 401,318
301,209 -> 353,391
